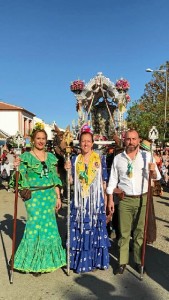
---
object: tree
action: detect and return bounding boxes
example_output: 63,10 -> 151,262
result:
126,62 -> 169,141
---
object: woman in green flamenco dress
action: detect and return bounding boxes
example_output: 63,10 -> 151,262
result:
11,125 -> 66,275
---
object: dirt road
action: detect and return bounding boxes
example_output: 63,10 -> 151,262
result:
0,187 -> 169,300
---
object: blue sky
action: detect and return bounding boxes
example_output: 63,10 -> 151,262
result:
0,0 -> 169,129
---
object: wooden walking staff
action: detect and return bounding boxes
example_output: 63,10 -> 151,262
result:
10,132 -> 24,284
10,166 -> 19,284
140,126 -> 159,280
63,126 -> 73,276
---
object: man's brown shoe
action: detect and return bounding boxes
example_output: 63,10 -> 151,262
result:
114,264 -> 126,275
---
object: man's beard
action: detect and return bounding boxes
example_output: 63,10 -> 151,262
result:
126,144 -> 139,152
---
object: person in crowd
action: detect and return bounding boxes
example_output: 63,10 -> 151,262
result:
0,149 -> 8,161
65,124 -> 111,273
10,123 -> 66,276
107,129 -> 161,275
7,148 -> 16,176
0,151 -> 10,191
140,140 -> 163,196
162,150 -> 169,186
106,145 -> 124,240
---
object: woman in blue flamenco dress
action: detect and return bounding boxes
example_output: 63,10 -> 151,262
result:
11,126 -> 66,275
67,124 -> 110,273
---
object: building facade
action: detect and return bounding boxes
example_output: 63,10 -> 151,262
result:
0,101 -> 35,137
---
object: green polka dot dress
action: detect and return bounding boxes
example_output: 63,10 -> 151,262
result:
11,152 -> 66,273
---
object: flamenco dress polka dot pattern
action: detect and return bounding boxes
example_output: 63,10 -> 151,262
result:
70,152 -> 110,273
10,152 -> 66,273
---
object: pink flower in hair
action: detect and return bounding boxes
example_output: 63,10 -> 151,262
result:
80,124 -> 93,134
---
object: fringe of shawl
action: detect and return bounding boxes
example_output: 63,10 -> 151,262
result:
74,156 -> 104,232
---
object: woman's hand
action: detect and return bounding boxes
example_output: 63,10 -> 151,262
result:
13,156 -> 21,169
55,198 -> 62,212
64,160 -> 71,171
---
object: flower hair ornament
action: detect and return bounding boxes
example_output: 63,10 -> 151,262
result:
30,122 -> 45,138
80,124 -> 93,135
33,122 -> 45,130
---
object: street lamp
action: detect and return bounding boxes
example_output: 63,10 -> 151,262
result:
146,67 -> 168,140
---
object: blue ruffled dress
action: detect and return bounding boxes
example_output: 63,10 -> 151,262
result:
70,154 -> 110,273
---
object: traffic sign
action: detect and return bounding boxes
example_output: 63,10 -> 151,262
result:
149,126 -> 159,141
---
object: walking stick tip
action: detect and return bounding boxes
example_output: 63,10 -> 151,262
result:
10,272 -> 13,284
140,266 -> 144,281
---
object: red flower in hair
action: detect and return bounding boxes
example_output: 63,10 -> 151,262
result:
80,124 -> 93,134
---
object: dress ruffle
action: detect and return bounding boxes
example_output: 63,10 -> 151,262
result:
14,235 -> 66,273
70,190 -> 110,273
10,152 -> 62,189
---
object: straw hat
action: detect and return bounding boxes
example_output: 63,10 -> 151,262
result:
140,140 -> 151,151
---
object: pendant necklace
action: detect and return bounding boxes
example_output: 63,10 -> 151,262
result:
127,155 -> 136,178
32,150 -> 48,177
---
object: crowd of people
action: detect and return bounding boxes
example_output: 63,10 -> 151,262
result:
0,124 -> 168,278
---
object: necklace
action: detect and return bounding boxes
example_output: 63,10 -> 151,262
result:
32,150 -> 48,177
32,150 -> 46,162
127,155 -> 137,178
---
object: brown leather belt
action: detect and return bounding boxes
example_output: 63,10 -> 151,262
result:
124,192 -> 147,199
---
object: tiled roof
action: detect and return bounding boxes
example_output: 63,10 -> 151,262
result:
0,101 -> 36,116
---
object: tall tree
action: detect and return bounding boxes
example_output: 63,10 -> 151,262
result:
126,62 -> 169,141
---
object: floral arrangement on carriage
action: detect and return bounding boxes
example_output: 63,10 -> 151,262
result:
115,78 -> 130,93
70,79 -> 84,94
115,78 -> 131,112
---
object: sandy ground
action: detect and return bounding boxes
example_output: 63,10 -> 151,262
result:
0,185 -> 169,300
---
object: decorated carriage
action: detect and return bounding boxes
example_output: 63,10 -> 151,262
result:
52,72 -> 130,158
70,72 -> 130,149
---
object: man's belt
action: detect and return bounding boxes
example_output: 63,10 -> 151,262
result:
124,192 -> 147,199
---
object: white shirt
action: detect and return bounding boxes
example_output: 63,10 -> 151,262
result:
1,162 -> 10,176
107,150 -> 161,196
7,153 -> 15,171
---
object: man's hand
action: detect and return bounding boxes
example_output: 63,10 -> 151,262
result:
149,163 -> 157,179
149,162 -> 155,172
